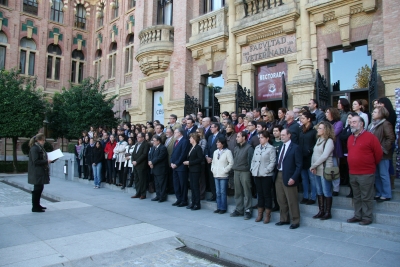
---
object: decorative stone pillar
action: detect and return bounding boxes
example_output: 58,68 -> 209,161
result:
215,0 -> 237,114
379,64 -> 400,101
297,0 -> 314,79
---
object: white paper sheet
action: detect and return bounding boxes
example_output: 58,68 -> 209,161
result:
47,149 -> 64,161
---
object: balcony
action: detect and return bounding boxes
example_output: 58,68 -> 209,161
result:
187,7 -> 228,58
136,25 -> 174,76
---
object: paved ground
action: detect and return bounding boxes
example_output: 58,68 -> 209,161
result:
0,174 -> 399,267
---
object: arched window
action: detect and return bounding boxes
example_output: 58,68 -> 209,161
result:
94,49 -> 102,79
75,4 -> 86,29
47,44 -> 62,80
158,0 -> 173,25
203,0 -> 224,14
112,1 -> 119,19
0,31 -> 7,70
20,37 -> 36,75
50,0 -> 64,23
23,0 -> 38,16
71,50 -> 85,83
125,34 -> 134,73
98,3 -> 105,28
108,43 -> 117,78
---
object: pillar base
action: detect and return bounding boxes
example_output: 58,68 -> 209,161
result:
379,64 -> 400,102
287,78 -> 315,108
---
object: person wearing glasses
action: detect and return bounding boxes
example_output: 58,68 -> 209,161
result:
247,120 -> 260,148
211,137 -> 234,214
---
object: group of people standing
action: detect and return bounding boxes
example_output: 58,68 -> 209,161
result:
62,96 -> 398,228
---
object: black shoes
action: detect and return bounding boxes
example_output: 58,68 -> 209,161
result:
177,202 -> 187,207
214,209 -> 221,213
300,198 -> 308,204
32,208 -> 45,213
290,224 -> 300,229
306,199 -> 316,205
158,199 -> 166,203
172,201 -> 181,206
39,205 -> 47,209
207,196 -> 216,201
244,211 -> 252,220
230,210 -> 244,217
332,191 -> 339,196
151,197 -> 160,201
347,217 -> 361,223
219,210 -> 226,214
275,221 -> 290,226
191,205 -> 200,210
376,197 -> 391,202
186,205 -> 194,209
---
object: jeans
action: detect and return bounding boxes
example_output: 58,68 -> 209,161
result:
315,175 -> 332,197
375,159 -> 392,198
215,178 -> 228,211
332,157 -> 340,192
301,169 -> 316,200
92,162 -> 102,187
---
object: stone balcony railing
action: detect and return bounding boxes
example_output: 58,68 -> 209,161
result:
240,0 -> 285,17
187,7 -> 228,49
136,25 -> 174,76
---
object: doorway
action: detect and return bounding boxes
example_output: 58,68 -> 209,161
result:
331,89 -> 369,110
258,100 -> 282,115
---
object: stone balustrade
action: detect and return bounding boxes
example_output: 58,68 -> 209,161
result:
239,0 -> 285,17
189,7 -> 228,40
138,25 -> 174,45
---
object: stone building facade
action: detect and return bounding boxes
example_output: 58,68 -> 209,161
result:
0,0 -> 399,127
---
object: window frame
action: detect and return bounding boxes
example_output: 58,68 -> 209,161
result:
157,0 -> 173,25
0,32 -> 7,70
94,50 -> 102,79
46,44 -> 62,80
112,1 -> 119,20
20,38 -> 37,76
23,0 -> 38,16
125,35 -> 134,74
75,4 -> 86,29
0,0 -> 8,7
203,0 -> 225,14
50,0 -> 64,23
71,50 -> 85,83
108,42 -> 117,79
97,3 -> 105,28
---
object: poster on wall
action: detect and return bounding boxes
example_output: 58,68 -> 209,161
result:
256,62 -> 288,102
153,91 -> 164,123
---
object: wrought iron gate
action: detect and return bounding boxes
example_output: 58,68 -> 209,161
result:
281,73 -> 288,109
184,92 -> 201,116
368,60 -> 378,112
236,82 -> 253,114
315,69 -> 330,108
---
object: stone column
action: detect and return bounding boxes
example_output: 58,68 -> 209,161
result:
215,0 -> 238,114
287,0 -> 315,108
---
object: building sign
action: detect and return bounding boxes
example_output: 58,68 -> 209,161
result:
153,91 -> 164,122
256,62 -> 288,102
242,34 -> 296,64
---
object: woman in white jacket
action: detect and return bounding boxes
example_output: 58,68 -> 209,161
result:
250,131 -> 276,224
211,137 -> 234,214
121,137 -> 135,189
310,122 -> 335,220
113,134 -> 128,186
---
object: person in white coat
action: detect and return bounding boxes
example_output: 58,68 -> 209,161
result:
122,137 -> 135,189
250,131 -> 277,224
211,137 -> 234,214
113,134 -> 128,186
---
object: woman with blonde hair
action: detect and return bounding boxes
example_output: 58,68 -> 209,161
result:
28,134 -> 53,212
310,121 -> 335,220
263,110 -> 276,133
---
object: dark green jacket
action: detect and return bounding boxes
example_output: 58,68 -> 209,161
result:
28,144 -> 50,185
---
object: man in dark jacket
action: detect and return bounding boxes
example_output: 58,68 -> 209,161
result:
230,131 -> 254,219
275,129 -> 302,229
85,138 -> 95,180
148,135 -> 168,202
170,128 -> 190,206
130,133 -> 150,199
247,121 -> 260,148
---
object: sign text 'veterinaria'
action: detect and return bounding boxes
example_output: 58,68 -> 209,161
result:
242,34 -> 296,63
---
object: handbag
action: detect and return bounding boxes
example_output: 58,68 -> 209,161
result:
322,140 -> 340,181
104,152 -> 108,159
125,153 -> 131,157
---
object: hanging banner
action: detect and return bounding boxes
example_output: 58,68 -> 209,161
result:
153,91 -> 164,122
256,62 -> 288,102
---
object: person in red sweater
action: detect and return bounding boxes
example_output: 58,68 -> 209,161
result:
346,115 -> 382,226
104,135 -> 117,184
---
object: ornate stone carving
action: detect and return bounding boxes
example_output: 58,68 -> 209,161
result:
136,25 -> 174,76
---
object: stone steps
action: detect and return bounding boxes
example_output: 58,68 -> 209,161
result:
339,184 -> 400,200
74,177 -> 400,242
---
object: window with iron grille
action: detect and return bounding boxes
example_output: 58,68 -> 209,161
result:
75,4 -> 86,29
50,0 -> 64,23
23,0 -> 38,16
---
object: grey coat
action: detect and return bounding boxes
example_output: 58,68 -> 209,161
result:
28,144 -> 50,185
250,143 -> 276,177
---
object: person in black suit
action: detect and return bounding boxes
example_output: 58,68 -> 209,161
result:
148,135 -> 168,202
130,133 -> 150,199
275,129 -> 303,229
183,133 -> 204,210
184,117 -> 198,138
284,111 -> 300,144
205,122 -> 224,201
170,128 -> 190,207
202,117 -> 212,141
247,121 -> 260,148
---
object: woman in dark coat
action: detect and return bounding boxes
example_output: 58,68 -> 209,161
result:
183,133 -> 204,211
298,111 -> 317,205
340,112 -> 357,197
28,133 -> 52,212
92,141 -> 104,189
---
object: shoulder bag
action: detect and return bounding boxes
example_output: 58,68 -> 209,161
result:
322,140 -> 340,181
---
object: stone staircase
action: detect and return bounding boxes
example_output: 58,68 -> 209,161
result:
77,177 -> 400,242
